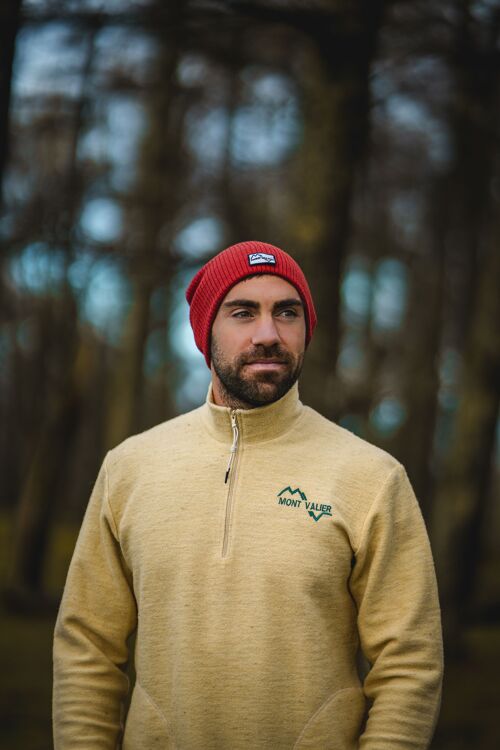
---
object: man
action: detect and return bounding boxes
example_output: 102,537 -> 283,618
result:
53,241 -> 443,749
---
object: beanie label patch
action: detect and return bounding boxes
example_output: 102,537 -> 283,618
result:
248,252 -> 276,266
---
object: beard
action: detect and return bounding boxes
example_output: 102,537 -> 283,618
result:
211,338 -> 304,409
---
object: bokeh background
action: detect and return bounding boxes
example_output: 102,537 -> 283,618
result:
1,1 -> 499,748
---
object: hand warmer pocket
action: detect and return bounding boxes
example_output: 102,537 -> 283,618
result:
122,681 -> 176,750
294,687 -> 366,750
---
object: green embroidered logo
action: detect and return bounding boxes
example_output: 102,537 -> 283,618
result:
277,486 -> 332,522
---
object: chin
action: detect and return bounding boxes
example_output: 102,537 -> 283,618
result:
245,378 -> 283,396
251,381 -> 289,404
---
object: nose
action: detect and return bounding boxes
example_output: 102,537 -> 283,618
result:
251,314 -> 281,347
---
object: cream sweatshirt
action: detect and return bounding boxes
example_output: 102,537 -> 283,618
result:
53,384 -> 443,749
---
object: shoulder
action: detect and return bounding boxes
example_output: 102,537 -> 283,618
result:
300,405 -> 400,475
106,405 -> 204,475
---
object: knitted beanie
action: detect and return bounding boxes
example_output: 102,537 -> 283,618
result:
186,240 -> 317,366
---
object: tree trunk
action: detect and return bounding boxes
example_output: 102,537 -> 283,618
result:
0,0 -> 22,207
397,179 -> 448,522
7,292 -> 84,605
5,32 -> 97,603
293,0 -> 385,420
432,0 -> 500,640
105,3 -> 185,448
434,236 -> 500,638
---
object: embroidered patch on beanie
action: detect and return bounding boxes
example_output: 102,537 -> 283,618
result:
248,252 -> 276,266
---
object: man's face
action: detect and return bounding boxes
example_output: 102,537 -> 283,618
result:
210,275 -> 306,409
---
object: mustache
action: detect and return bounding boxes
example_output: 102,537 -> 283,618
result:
237,345 -> 293,365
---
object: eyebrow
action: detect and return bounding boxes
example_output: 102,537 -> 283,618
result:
222,298 -> 303,312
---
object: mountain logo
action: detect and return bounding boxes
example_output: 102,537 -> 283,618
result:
278,486 -> 307,503
277,486 -> 332,522
248,252 -> 276,266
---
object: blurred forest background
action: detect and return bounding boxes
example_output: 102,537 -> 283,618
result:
0,0 -> 499,748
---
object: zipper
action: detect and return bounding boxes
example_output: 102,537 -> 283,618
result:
222,410 -> 239,558
224,411 -> 239,484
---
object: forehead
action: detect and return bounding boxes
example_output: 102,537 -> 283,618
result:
222,274 -> 300,304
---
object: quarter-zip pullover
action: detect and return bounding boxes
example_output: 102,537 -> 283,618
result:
53,384 -> 443,749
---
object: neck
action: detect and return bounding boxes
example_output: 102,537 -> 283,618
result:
202,381 -> 303,446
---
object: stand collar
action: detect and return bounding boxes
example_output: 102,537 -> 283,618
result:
200,382 -> 303,444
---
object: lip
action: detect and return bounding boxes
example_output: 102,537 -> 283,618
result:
244,361 -> 286,370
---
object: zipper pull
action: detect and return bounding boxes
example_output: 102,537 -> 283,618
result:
224,411 -> 239,484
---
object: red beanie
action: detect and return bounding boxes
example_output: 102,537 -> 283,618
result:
186,240 -> 317,366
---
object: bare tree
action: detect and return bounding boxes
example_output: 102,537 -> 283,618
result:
7,29 -> 97,603
0,0 -> 22,206
432,0 -> 500,639
105,1 -> 187,448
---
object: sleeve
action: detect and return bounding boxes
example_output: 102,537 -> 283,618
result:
53,454 -> 137,749
349,464 -> 443,750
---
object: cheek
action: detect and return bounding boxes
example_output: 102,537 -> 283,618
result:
282,325 -> 306,354
212,323 -> 251,357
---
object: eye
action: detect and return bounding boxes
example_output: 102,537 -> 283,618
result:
232,309 -> 253,319
277,308 -> 299,318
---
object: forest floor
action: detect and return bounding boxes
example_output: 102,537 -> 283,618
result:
0,514 -> 499,749
0,514 -> 74,750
